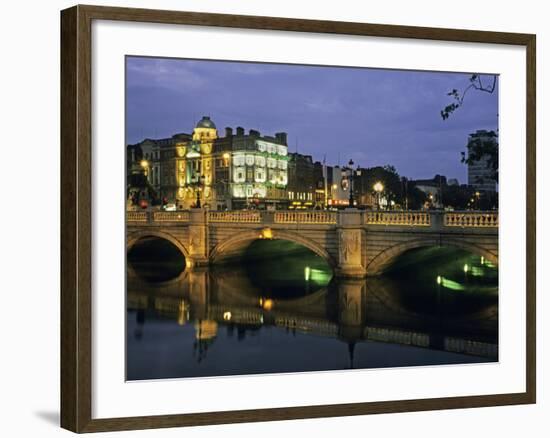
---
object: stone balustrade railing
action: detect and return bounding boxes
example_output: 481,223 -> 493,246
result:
274,211 -> 337,224
152,211 -> 190,222
365,211 -> 431,226
127,209 -> 498,229
126,211 -> 148,223
444,212 -> 498,228
208,211 -> 262,223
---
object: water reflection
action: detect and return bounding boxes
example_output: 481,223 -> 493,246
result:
126,245 -> 498,381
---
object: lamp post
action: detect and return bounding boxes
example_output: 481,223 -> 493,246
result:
195,174 -> 205,208
373,181 -> 384,210
140,159 -> 149,178
223,152 -> 231,210
348,159 -> 355,207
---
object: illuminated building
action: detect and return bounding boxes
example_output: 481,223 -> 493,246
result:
287,152 -> 315,209
216,127 -> 289,210
127,117 -> 289,210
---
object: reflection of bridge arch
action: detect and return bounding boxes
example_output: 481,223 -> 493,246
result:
209,229 -> 337,269
126,261 -> 188,289
365,276 -> 498,323
126,230 -> 190,260
366,237 -> 498,275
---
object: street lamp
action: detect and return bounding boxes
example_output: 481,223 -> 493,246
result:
373,181 -> 384,210
140,159 -> 149,177
222,152 -> 232,209
348,159 -> 355,207
195,174 -> 205,208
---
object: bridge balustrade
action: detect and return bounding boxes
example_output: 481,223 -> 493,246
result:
364,211 -> 431,226
152,211 -> 190,222
127,209 -> 499,230
274,211 -> 337,224
444,212 -> 498,228
207,211 -> 262,223
126,211 -> 148,223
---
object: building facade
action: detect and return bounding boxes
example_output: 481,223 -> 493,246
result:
127,117 -> 290,210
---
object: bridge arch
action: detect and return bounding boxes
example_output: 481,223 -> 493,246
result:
366,237 -> 498,276
126,230 -> 190,260
209,228 -> 337,269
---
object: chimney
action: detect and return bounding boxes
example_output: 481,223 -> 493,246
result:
236,126 -> 244,136
225,127 -> 233,137
275,132 -> 288,145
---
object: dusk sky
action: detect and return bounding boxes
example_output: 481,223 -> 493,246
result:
126,56 -> 498,182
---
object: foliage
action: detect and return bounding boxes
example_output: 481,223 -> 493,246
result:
441,74 -> 497,120
356,166 -> 426,209
461,131 -> 499,182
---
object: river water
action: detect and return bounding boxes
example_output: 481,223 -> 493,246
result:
126,240 -> 498,381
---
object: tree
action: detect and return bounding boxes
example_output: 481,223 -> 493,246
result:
407,186 -> 427,210
441,184 -> 474,210
440,74 -> 499,183
441,74 -> 497,120
461,131 -> 499,182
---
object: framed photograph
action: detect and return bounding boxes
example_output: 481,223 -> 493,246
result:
60,4 -> 536,433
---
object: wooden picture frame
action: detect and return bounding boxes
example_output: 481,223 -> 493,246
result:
61,4 -> 536,433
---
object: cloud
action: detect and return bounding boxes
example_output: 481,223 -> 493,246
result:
125,57 -> 498,182
126,57 -> 205,91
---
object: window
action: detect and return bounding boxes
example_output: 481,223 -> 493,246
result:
255,156 -> 266,167
233,154 -> 245,166
255,168 -> 266,182
233,167 -> 246,183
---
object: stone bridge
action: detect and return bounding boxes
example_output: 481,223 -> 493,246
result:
126,209 -> 498,277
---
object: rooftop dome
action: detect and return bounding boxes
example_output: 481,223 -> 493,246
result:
196,116 -> 216,129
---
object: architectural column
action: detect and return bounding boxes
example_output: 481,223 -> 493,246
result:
336,210 -> 366,277
187,208 -> 209,268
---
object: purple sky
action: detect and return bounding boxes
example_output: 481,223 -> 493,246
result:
126,56 -> 498,182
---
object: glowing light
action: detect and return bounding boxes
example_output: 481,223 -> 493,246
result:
223,311 -> 232,321
185,260 -> 193,269
441,278 -> 466,291
177,300 -> 187,326
463,264 -> 469,273
262,299 -> 273,311
140,159 -> 149,168
222,152 -> 230,160
310,268 -> 332,284
305,266 -> 311,281
480,256 -> 485,265
259,227 -> 273,239
436,275 -> 442,285
471,266 -> 484,277
373,181 -> 384,193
